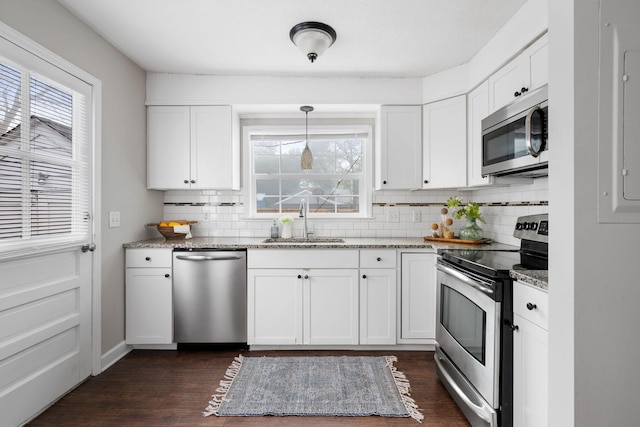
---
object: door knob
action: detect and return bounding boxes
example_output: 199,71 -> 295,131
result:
81,243 -> 96,253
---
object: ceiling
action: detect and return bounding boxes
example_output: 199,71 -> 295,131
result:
56,0 -> 528,79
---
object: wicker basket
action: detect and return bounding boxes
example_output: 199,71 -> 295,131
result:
147,220 -> 197,240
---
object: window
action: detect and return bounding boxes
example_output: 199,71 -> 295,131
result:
0,57 -> 91,250
245,124 -> 371,218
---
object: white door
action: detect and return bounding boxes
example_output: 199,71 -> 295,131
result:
0,31 -> 95,426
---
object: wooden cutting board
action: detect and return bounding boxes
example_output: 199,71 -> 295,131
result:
423,237 -> 492,244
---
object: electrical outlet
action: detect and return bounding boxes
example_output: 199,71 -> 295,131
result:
413,209 -> 421,223
203,211 -> 210,222
108,211 -> 120,228
386,209 -> 400,223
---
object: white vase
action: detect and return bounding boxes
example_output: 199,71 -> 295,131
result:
281,222 -> 292,238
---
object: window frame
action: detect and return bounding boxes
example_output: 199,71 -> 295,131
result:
243,123 -> 373,219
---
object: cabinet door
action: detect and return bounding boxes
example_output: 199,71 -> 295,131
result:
378,106 -> 422,189
304,269 -> 359,345
247,269 -> 302,345
147,106 -> 191,189
400,253 -> 437,340
488,56 -> 528,112
360,269 -> 396,345
526,33 -> 549,94
513,313 -> 548,427
422,95 -> 467,189
125,268 -> 173,344
190,105 -> 238,190
467,81 -> 493,187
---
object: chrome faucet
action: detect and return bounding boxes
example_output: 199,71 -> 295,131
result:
299,199 -> 312,239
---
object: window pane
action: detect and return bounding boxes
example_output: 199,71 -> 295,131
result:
30,77 -> 73,160
0,155 -> 23,239
336,139 -> 363,174
30,160 -> 72,237
0,63 -> 22,147
254,155 -> 279,174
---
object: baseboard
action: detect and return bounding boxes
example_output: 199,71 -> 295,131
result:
100,340 -> 132,373
248,344 -> 435,351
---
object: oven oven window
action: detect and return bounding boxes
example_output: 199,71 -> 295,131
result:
441,285 -> 486,364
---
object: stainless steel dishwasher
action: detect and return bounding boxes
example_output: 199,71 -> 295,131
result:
172,249 -> 247,343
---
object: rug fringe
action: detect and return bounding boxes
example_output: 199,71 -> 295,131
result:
385,355 -> 424,423
202,354 -> 244,417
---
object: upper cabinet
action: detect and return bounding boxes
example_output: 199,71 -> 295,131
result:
488,33 -> 548,113
376,106 -> 423,190
147,105 -> 240,190
422,95 -> 467,189
467,81 -> 492,187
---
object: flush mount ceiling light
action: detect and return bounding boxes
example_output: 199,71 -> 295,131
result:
300,105 -> 314,171
290,22 -> 337,63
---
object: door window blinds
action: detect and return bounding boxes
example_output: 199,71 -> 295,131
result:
0,53 -> 91,251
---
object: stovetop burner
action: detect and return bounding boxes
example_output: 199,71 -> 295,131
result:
440,213 -> 548,278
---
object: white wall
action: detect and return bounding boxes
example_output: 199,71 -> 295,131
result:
0,1 -> 163,358
550,0 -> 640,425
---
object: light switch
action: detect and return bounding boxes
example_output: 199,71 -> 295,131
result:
109,211 -> 121,228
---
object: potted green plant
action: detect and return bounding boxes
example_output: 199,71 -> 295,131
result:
446,197 -> 485,240
279,215 -> 294,238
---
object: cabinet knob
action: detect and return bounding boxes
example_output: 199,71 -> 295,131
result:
521,87 -> 529,94
362,274 -> 367,279
514,91 -> 521,97
424,180 -> 428,184
383,180 -> 387,184
190,180 -> 196,184
510,323 -> 519,332
297,274 -> 302,279
183,179 -> 189,184
164,274 -> 170,278
145,257 -> 151,261
376,257 -> 381,261
526,302 -> 538,311
304,275 -> 309,279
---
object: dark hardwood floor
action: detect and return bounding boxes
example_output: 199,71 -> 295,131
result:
28,349 -> 469,427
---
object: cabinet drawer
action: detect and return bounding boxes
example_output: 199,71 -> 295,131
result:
359,249 -> 397,269
247,249 -> 359,269
126,248 -> 173,268
514,281 -> 548,330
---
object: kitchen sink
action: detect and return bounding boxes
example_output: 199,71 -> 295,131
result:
262,237 -> 345,244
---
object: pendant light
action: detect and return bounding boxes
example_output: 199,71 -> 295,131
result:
300,106 -> 314,171
290,22 -> 337,63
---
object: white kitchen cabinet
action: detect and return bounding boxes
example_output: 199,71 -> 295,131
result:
246,249 -> 359,346
359,249 -> 397,345
488,33 -> 548,112
513,282 -> 548,427
467,81 -> 494,187
422,95 -> 467,189
125,249 -> 173,345
147,105 -> 239,190
246,269 -> 302,345
377,105 -> 423,190
400,252 -> 437,341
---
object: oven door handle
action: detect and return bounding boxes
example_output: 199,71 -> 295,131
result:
437,262 -> 495,297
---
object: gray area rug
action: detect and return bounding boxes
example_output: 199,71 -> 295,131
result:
203,355 -> 423,422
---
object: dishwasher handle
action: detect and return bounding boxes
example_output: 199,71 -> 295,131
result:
175,254 -> 243,261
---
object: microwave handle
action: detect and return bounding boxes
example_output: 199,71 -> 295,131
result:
525,106 -> 542,158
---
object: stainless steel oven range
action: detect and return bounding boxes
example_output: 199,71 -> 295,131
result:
435,214 -> 548,427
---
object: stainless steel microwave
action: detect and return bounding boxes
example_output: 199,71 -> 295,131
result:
481,85 -> 548,177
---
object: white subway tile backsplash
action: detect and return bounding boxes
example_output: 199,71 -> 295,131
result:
162,178 -> 548,244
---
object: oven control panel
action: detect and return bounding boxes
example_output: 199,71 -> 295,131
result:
513,214 -> 548,242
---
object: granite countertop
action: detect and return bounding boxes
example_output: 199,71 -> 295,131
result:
123,236 -> 519,251
510,270 -> 548,291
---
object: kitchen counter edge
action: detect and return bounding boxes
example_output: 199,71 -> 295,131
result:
123,236 -> 518,251
510,270 -> 548,291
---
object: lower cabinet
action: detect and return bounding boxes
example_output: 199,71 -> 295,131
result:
512,282 -> 548,427
247,268 -> 359,345
359,249 -> 397,344
400,252 -> 437,341
125,249 -> 173,345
